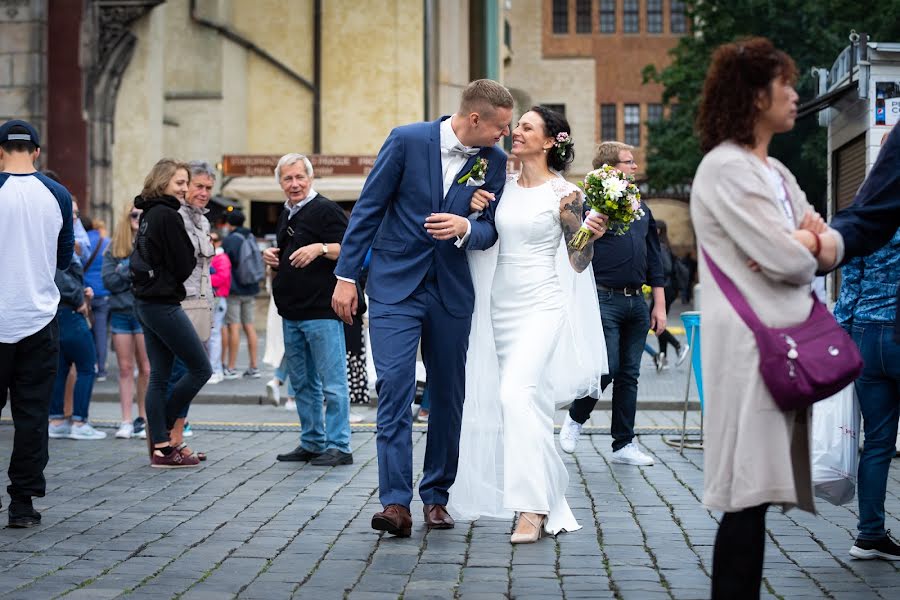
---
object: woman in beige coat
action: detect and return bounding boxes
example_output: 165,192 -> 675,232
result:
691,38 -> 841,599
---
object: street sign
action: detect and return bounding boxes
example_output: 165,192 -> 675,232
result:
222,155 -> 376,177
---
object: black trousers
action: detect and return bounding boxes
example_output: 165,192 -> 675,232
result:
711,503 -> 769,599
0,320 -> 59,502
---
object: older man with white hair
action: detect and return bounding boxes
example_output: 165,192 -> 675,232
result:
263,153 -> 353,466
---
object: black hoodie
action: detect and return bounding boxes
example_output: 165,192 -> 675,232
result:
131,195 -> 196,304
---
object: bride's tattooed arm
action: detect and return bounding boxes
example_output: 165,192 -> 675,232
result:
560,192 -> 594,273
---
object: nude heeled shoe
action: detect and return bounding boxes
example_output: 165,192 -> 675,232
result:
510,512 -> 546,544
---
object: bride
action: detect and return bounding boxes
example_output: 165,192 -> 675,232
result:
448,106 -> 608,543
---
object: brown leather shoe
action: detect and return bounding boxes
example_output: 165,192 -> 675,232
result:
371,504 -> 412,537
423,504 -> 455,529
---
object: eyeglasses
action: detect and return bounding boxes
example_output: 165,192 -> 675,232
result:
616,160 -> 637,166
73,210 -> 80,218
130,211 -> 141,219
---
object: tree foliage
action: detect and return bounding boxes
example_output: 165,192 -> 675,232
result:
643,0 -> 900,209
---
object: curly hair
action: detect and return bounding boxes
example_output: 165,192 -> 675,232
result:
696,37 -> 798,153
529,105 -> 575,173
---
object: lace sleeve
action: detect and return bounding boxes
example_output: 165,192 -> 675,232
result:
550,177 -> 581,202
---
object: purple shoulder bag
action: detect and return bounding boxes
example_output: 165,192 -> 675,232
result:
703,250 -> 862,411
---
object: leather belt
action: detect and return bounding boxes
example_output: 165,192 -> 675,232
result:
598,284 -> 642,297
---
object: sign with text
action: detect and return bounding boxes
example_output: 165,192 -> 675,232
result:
222,155 -> 377,177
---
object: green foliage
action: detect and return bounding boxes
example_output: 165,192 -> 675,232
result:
643,0 -> 900,209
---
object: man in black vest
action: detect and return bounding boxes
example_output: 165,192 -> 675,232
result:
262,153 -> 353,467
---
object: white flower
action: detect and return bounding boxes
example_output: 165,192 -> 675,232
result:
602,177 -> 628,197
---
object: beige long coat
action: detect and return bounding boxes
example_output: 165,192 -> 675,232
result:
690,142 -> 818,514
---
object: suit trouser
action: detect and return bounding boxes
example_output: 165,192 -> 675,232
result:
0,320 -> 59,502
368,279 -> 471,508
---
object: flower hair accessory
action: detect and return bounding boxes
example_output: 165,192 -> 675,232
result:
553,131 -> 573,160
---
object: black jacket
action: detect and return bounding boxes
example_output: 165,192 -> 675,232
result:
272,195 -> 348,321
131,195 -> 196,304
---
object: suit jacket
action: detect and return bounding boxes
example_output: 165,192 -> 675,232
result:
335,117 -> 507,318
831,122 -> 900,340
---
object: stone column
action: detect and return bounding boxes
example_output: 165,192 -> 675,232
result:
0,0 -> 47,154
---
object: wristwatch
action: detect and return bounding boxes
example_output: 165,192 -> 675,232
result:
321,243 -> 328,256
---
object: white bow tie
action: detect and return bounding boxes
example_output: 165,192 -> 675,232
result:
448,143 -> 479,158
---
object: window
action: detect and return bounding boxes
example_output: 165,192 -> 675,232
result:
576,0 -> 592,33
648,103 -> 664,123
541,103 -> 567,117
647,0 -> 663,33
599,0 -> 615,33
671,0 -> 687,33
624,103 -> 640,146
623,0 -> 639,33
600,104 -> 617,140
552,0 -> 568,34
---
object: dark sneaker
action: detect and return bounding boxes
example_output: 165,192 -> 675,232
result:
8,501 -> 41,528
850,532 -> 900,561
150,448 -> 200,469
243,367 -> 261,379
310,448 -> 353,466
276,445 -> 321,462
133,416 -> 146,435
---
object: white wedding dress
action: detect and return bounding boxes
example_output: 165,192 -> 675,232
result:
448,174 -> 608,535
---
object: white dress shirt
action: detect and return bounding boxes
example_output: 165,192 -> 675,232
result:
285,189 -> 318,220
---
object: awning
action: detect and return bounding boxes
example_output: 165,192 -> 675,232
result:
797,79 -> 857,119
219,176 -> 367,203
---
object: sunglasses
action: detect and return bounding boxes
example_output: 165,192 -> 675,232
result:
73,210 -> 80,218
130,211 -> 141,219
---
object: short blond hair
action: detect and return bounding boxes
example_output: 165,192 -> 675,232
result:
592,141 -> 634,169
459,79 -> 514,116
140,158 -> 190,199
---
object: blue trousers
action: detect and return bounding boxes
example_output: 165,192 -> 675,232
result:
569,289 -> 650,451
852,323 -> 900,540
49,308 -> 96,421
369,279 -> 471,508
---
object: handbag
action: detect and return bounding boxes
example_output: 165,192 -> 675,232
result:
703,249 -> 862,411
181,270 -> 212,342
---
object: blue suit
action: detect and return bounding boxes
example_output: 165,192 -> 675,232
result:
831,122 -> 900,341
335,117 -> 507,508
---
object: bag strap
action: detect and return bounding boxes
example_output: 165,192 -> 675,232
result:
701,248 -> 765,332
83,237 -> 103,272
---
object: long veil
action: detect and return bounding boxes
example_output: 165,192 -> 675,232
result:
449,229 -> 608,521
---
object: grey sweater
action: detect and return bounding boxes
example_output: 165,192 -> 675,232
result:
101,250 -> 135,313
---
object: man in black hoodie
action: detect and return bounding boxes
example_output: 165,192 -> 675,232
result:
262,154 -> 353,467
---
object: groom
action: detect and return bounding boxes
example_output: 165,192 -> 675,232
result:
332,80 -> 513,536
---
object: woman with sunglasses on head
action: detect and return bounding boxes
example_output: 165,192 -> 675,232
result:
131,159 -> 212,467
691,38 -> 841,598
102,204 -> 151,439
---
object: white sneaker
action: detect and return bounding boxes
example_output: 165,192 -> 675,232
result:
115,422 -> 134,439
675,344 -> 690,366
349,411 -> 364,424
610,442 -> 654,466
559,413 -> 583,454
207,372 -> 224,385
284,398 -> 296,411
266,378 -> 281,406
69,422 -> 108,440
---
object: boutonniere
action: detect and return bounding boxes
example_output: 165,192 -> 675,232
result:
457,157 -> 488,187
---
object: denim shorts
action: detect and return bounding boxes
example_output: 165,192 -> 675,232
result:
109,310 -> 143,334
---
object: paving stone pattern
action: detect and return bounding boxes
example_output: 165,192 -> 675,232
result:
1,424 -> 898,599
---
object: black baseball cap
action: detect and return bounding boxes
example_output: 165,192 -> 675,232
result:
0,119 -> 40,148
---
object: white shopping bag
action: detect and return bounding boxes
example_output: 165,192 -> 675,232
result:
811,385 -> 860,505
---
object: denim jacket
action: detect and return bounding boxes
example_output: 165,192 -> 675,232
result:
834,228 -> 900,328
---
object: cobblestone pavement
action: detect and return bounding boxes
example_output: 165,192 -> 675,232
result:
1,419 -> 898,599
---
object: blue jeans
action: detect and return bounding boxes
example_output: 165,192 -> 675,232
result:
135,300 -> 213,444
852,323 -> 900,540
274,358 -> 296,398
283,318 -> 351,454
90,296 -> 110,377
50,308 -> 97,421
569,290 -> 650,451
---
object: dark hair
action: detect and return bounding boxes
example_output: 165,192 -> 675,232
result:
42,169 -> 61,183
0,125 -> 37,154
697,37 -> 798,153
227,210 -> 246,227
529,105 -> 574,173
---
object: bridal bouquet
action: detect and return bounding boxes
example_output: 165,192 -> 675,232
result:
569,164 -> 645,251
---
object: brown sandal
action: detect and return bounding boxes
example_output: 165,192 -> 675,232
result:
176,442 -> 207,462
